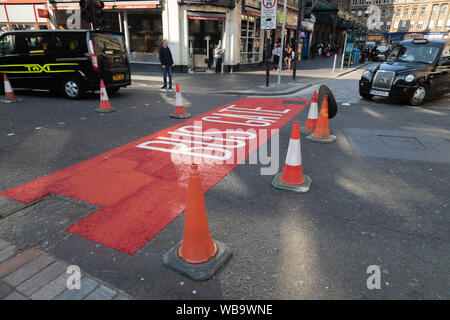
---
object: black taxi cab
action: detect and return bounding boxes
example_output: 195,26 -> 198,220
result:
0,30 -> 131,99
359,38 -> 450,106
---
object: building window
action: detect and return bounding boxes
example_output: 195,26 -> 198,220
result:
382,9 -> 385,17
412,7 -> 417,16
365,9 -> 369,17
431,5 -> 438,15
386,21 -> 391,30
401,21 -> 407,29
446,19 -> 450,28
351,9 -> 356,15
240,14 -> 261,64
440,5 -> 447,15
394,21 -> 399,29
429,20 -> 435,28
404,8 -> 409,17
418,20 -> 423,29
396,8 -> 401,17
358,10 -> 362,17
437,19 -> 443,29
420,7 -> 426,16
352,0 -> 357,5
389,9 -> 394,16
409,21 -> 415,29
366,0 -> 371,4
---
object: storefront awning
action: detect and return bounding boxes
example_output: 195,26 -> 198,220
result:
49,0 -> 160,10
178,0 -> 235,9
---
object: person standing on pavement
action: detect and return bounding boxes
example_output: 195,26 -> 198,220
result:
272,43 -> 280,70
158,39 -> 174,89
214,45 -> 223,73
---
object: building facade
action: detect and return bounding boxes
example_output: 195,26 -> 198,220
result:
350,0 -> 450,42
0,0 -> 367,71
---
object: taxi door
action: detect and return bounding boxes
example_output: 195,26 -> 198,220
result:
20,32 -> 55,89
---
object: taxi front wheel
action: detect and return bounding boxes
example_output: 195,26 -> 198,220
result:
62,77 -> 85,100
409,85 -> 428,106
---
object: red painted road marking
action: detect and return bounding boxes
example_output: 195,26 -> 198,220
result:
1,98 -> 309,254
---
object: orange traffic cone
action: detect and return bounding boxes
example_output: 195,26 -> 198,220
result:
272,121 -> 312,193
301,90 -> 318,134
170,83 -> 191,119
163,164 -> 231,281
2,74 -> 20,103
95,79 -> 116,113
306,95 -> 336,144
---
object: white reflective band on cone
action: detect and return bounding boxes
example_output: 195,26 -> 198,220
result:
4,80 -> 13,93
285,139 -> 302,166
307,101 -> 318,119
176,92 -> 183,107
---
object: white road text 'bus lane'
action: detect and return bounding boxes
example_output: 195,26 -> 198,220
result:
136,105 -> 289,171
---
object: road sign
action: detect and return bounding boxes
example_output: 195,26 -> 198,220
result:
261,0 -> 277,29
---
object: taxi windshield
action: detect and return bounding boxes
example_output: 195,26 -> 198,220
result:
387,43 -> 441,64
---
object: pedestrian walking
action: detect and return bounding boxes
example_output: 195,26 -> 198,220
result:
214,45 -> 223,73
159,39 -> 174,89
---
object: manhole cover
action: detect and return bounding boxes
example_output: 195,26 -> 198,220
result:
377,135 -> 426,150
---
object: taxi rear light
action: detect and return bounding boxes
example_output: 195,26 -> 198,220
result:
88,39 -> 99,71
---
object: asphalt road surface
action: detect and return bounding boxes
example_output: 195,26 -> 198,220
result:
0,67 -> 449,299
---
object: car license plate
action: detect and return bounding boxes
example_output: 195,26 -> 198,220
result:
113,74 -> 124,81
370,89 -> 389,97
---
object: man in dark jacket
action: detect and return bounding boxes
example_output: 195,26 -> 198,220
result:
159,39 -> 174,89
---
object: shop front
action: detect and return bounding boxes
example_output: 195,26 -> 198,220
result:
187,12 -> 225,71
48,0 -> 163,64
0,0 -> 49,32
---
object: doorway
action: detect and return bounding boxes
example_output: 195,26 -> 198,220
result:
188,15 -> 224,72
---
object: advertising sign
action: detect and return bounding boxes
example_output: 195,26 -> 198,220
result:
261,0 -> 277,29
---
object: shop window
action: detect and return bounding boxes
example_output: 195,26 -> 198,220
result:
128,12 -> 163,63
11,23 -> 37,31
0,24 -> 8,33
240,14 -> 261,64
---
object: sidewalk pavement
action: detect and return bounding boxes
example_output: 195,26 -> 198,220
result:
130,55 -> 369,96
0,239 -> 133,300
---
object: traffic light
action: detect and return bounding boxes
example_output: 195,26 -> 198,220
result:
94,1 -> 105,26
79,0 -> 104,27
79,0 -> 93,24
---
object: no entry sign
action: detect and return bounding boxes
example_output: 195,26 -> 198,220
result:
261,0 -> 277,29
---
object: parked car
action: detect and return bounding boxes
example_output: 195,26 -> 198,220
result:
372,45 -> 390,61
0,30 -> 131,99
359,38 -> 450,106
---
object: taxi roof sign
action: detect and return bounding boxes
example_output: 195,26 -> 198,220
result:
412,38 -> 428,44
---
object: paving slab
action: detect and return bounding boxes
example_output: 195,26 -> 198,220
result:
0,248 -> 41,278
0,195 -> 96,252
16,260 -> 68,296
30,271 -> 69,300
3,253 -> 55,287
0,195 -> 26,219
55,277 -> 99,300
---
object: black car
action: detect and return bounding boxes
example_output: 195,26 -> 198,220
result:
372,45 -> 390,62
359,39 -> 450,106
0,30 -> 131,99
